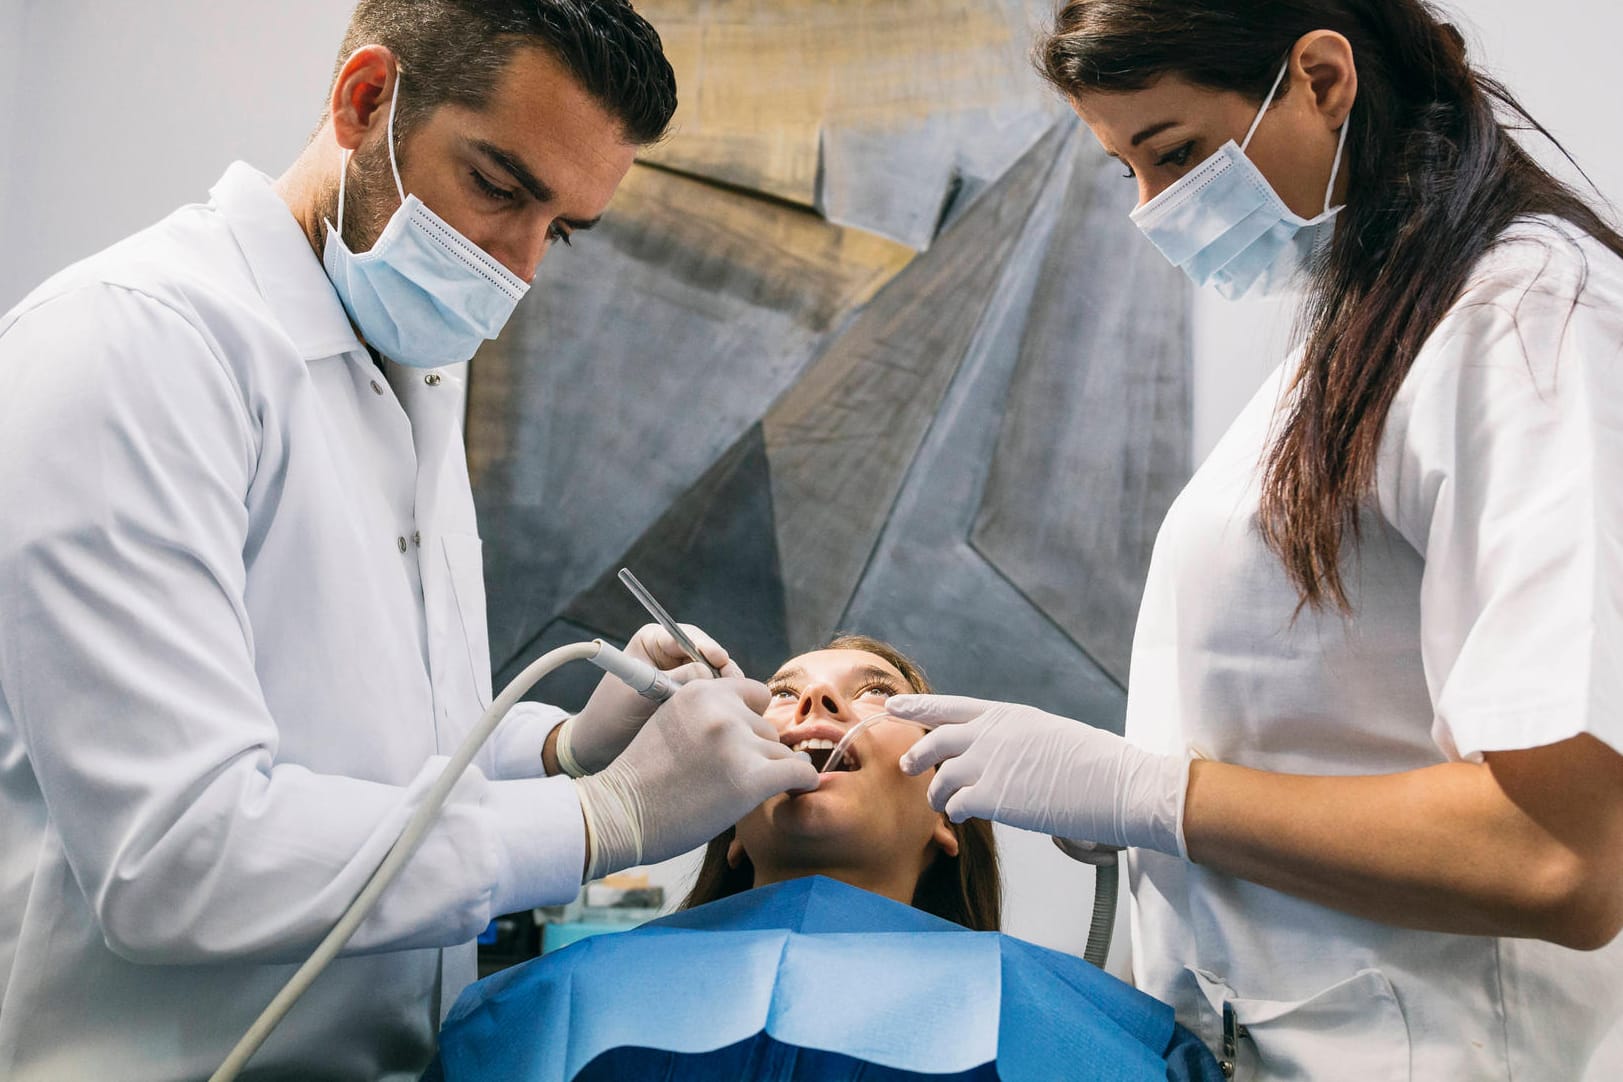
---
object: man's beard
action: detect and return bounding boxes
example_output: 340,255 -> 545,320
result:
322,137 -> 400,254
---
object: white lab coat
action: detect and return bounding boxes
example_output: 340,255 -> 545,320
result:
1125,216 -> 1623,1079
0,164 -> 584,1080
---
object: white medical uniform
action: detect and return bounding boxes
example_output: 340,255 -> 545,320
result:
1126,216 -> 1623,1079
0,163 -> 584,1080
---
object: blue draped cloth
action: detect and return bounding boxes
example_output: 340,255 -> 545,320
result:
429,876 -> 1221,1080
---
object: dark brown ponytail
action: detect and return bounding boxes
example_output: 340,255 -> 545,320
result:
1039,0 -> 1623,610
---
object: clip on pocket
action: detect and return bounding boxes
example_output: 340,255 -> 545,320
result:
1220,1001 -> 1250,1079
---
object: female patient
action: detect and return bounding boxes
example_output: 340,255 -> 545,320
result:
682,633 -> 1000,929
428,636 -> 1221,1080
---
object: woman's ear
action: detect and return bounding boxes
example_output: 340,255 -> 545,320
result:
726,836 -> 747,869
1291,29 -> 1358,129
933,816 -> 961,859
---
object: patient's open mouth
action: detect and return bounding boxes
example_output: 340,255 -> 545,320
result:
790,738 -> 859,772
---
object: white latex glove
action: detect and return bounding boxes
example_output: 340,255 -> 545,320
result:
893,694 -> 1190,858
553,622 -> 742,777
573,677 -> 819,880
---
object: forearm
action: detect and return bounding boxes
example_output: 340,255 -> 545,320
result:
1183,739 -> 1623,948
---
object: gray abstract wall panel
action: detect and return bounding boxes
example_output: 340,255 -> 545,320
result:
969,141 -> 1193,684
467,3 -> 1193,724
467,163 -> 911,673
766,123 -> 1070,653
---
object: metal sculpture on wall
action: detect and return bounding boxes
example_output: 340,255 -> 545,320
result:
466,0 -> 1192,728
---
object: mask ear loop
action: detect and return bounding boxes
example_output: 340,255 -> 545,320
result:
1322,110 -> 1351,213
384,62 -> 406,204
1240,58 -> 1292,153
332,60 -> 405,247
334,149 -> 351,247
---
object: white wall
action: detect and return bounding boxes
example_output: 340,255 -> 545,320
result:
0,0 -> 23,222
0,0 -> 353,309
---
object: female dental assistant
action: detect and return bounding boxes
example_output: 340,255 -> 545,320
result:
887,1 -> 1623,1077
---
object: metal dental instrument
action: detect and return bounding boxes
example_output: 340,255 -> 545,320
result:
617,568 -> 723,678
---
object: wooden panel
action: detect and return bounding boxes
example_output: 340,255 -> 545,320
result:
639,0 -> 1061,247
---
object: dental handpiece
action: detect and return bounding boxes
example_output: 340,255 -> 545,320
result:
618,568 -> 723,678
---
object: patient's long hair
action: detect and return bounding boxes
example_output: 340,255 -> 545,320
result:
681,635 -> 1002,931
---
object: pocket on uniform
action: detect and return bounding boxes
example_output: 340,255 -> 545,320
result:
441,533 -> 494,709
1189,966 -> 1411,1081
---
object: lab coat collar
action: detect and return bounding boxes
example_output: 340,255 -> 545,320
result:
210,161 -> 364,361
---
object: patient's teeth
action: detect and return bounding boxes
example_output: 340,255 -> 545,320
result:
790,738 -> 838,752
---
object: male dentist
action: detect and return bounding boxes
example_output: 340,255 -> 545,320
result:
0,2 -> 816,1078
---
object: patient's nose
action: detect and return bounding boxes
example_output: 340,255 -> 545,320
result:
796,682 -> 855,723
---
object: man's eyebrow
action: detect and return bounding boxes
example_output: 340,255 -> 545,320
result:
468,139 -> 603,231
1130,120 -> 1180,147
768,666 -> 807,685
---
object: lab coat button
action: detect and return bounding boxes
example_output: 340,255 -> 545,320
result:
370,379 -> 384,395
424,372 -> 443,386
397,536 -> 408,553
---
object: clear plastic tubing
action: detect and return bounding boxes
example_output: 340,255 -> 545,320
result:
820,712 -> 932,774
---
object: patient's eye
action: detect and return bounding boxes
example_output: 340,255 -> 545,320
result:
767,684 -> 799,701
857,681 -> 900,699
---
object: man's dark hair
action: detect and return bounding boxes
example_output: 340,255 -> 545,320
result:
335,0 -> 677,145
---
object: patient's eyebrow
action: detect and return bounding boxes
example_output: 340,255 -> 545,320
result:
768,666 -> 807,686
851,666 -> 903,687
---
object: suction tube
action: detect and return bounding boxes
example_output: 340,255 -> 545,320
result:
211,640 -> 669,1082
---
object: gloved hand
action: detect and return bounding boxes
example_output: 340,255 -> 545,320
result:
893,694 -> 1190,859
553,622 -> 742,777
573,677 -> 819,880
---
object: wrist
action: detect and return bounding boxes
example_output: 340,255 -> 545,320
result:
1118,746 -> 1193,859
543,720 -> 564,776
553,716 -> 590,778
573,770 -> 643,882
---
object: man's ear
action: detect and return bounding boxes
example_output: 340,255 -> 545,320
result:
726,836 -> 747,869
329,44 -> 400,152
933,816 -> 961,859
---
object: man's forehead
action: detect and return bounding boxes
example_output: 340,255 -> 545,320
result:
435,45 -> 637,214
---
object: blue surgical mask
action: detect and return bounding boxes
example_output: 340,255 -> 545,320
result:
1130,60 -> 1350,301
321,66 -> 529,368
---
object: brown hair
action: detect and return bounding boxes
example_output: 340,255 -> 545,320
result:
681,634 -> 1002,931
1037,0 -> 1623,611
335,0 -> 677,145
